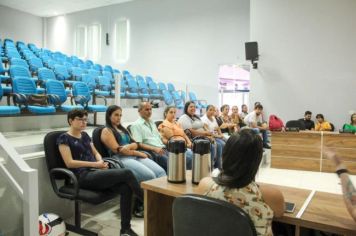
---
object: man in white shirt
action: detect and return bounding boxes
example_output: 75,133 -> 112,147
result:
244,104 -> 270,149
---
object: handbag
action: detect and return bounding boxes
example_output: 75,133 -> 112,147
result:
27,94 -> 48,106
104,157 -> 125,169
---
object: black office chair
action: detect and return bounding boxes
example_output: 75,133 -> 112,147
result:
286,120 -> 305,130
43,131 -> 118,236
155,120 -> 163,128
92,126 -> 110,157
330,123 -> 335,132
92,126 -> 124,168
173,194 -> 257,236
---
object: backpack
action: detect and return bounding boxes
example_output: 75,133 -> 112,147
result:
269,115 -> 284,131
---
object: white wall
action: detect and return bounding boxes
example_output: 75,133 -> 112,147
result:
0,5 -> 43,47
250,0 -> 356,129
45,0 -> 250,105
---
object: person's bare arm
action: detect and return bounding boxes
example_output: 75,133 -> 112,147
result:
259,184 -> 285,217
160,126 -> 173,145
138,143 -> 165,155
324,149 -> 356,221
101,128 -> 145,157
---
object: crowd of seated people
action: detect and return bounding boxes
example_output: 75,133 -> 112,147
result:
51,101 -> 356,235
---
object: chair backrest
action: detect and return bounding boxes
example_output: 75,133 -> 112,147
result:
10,65 -> 31,79
10,58 -> 29,68
173,194 -> 257,236
54,64 -> 70,80
158,82 -> 167,91
162,90 -> 174,105
189,92 -> 198,102
29,57 -> 44,71
38,68 -> 56,81
46,79 -> 67,103
72,82 -> 91,102
167,83 -> 175,92
12,77 -> 37,94
92,126 -> 110,158
43,131 -> 67,176
286,120 -> 306,130
103,65 -> 113,73
330,122 -> 335,131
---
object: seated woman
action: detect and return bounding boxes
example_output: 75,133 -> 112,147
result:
315,114 -> 332,131
343,113 -> 356,132
231,105 -> 246,129
216,104 -> 236,135
57,109 -> 141,236
101,105 -> 166,183
158,106 -> 193,169
178,101 -> 219,169
198,129 -> 285,235
201,105 -> 226,169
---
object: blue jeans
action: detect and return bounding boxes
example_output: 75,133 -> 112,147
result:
115,155 -> 166,183
214,138 -> 226,169
252,128 -> 269,145
185,148 -> 193,170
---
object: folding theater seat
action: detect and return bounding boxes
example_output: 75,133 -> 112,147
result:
0,85 -> 20,115
45,79 -> 83,112
71,82 -> 107,112
189,91 -> 207,109
12,77 -> 56,114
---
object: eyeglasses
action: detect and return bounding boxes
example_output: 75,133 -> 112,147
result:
74,117 -> 88,123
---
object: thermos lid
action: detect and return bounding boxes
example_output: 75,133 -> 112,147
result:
167,139 -> 186,154
192,139 -> 211,155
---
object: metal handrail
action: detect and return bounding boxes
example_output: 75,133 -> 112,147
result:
0,132 -> 38,236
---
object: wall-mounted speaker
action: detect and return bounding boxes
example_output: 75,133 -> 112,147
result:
106,33 -> 109,45
245,42 -> 258,61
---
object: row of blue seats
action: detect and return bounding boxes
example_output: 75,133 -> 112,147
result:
0,78 -> 106,115
1,38 -> 208,110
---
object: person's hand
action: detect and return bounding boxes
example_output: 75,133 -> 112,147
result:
95,160 -> 108,169
153,147 -> 165,155
136,151 -> 148,158
323,148 -> 342,167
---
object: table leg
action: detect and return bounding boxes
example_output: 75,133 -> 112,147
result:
144,189 -> 175,236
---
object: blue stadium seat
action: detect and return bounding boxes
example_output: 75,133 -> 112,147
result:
189,91 -> 207,109
172,91 -> 184,109
72,82 -> 107,112
162,90 -> 174,106
28,57 -> 44,74
120,79 -> 127,98
12,77 -> 56,114
0,85 -> 20,115
45,79 -> 83,112
92,64 -> 102,72
137,79 -> 151,99
10,58 -> 29,68
96,76 -> 113,97
167,83 -> 176,93
125,76 -> 140,99
54,64 -> 70,81
70,67 -> 84,81
38,67 -> 56,82
0,61 -> 10,83
181,91 -> 187,103
158,82 -> 167,93
81,74 -> 97,93
103,65 -> 113,73
88,69 -> 101,82
145,76 -> 154,85
148,82 -> 162,99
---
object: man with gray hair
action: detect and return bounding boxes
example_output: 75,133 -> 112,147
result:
130,102 -> 168,171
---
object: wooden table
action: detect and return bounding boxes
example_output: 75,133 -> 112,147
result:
141,172 -> 356,236
271,131 -> 356,174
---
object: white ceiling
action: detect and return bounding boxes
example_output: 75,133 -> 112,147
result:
0,0 -> 133,17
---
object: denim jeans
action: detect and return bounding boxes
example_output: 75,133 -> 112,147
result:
214,138 -> 226,169
252,128 -> 269,145
118,155 -> 166,183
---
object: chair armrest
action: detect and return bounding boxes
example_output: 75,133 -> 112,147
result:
49,168 -> 79,199
95,95 -> 107,106
12,93 -> 28,107
47,94 -> 62,108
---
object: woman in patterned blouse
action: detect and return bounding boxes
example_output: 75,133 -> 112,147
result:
198,129 -> 285,236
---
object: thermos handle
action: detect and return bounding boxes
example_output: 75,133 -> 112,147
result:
167,135 -> 187,149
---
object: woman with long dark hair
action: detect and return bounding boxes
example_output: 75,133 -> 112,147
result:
198,129 -> 285,235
